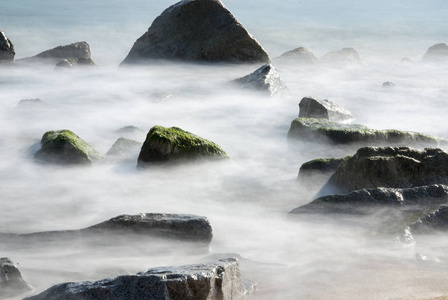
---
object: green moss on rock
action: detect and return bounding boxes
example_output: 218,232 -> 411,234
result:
138,126 -> 229,166
34,130 -> 102,165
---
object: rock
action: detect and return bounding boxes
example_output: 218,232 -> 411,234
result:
382,81 -> 396,88
138,125 -> 228,166
106,137 -> 142,161
409,204 -> 448,233
0,257 -> 32,299
55,57 -> 96,68
121,0 -> 269,65
321,47 -> 361,65
298,97 -> 353,122
275,47 -> 318,64
287,118 -> 444,147
17,42 -> 94,66
326,147 -> 448,194
33,129 -> 103,165
25,258 -> 245,300
400,57 -> 413,64
0,29 -> 15,63
17,98 -> 46,107
116,126 -> 143,135
421,43 -> 448,62
233,63 -> 287,96
299,156 -> 349,181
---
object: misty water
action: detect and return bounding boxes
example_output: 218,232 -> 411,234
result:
1,0 -> 448,299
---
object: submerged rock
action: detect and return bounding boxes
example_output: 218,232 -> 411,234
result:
106,137 -> 142,161
121,0 -> 269,65
34,129 -> 102,165
321,47 -> 361,65
327,147 -> 448,194
17,42 -> 94,66
0,257 -> 32,299
233,63 -> 287,96
421,43 -> 448,62
138,125 -> 228,166
55,57 -> 96,68
287,118 -> 444,147
0,30 -> 15,63
298,97 -> 353,122
382,81 -> 396,88
25,258 -> 244,300
275,47 -> 318,64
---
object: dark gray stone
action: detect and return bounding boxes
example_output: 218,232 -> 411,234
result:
233,63 -> 287,96
0,30 -> 15,63
25,258 -> 244,300
298,97 -> 353,121
17,42 -> 94,66
275,47 -> 317,64
121,0 -> 269,65
421,43 -> 448,63
321,47 -> 361,65
382,81 -> 396,88
0,257 -> 32,299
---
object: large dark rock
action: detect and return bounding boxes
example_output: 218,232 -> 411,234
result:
34,130 -> 103,165
298,97 -> 353,122
233,63 -> 287,96
321,47 -> 361,65
327,147 -> 448,194
275,47 -> 317,64
421,43 -> 448,63
138,125 -> 228,166
25,258 -> 245,300
121,0 -> 269,65
0,257 -> 32,299
0,30 -> 15,63
17,42 -> 94,66
287,118 -> 444,147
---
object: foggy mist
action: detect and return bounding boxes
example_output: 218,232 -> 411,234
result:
1,0 -> 448,299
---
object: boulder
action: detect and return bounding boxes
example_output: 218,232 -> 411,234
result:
233,63 -> 287,96
0,30 -> 15,63
55,57 -> 96,68
421,43 -> 448,62
299,156 -> 349,181
321,47 -> 361,64
17,42 -> 94,66
0,257 -> 32,299
25,258 -> 245,300
298,97 -> 353,122
275,47 -> 317,64
34,129 -> 103,165
382,81 -> 395,88
121,0 -> 269,65
106,137 -> 142,161
326,147 -> 448,194
138,125 -> 228,166
287,118 -> 444,147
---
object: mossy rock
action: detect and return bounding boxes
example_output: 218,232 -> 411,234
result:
287,118 -> 444,147
138,125 -> 229,166
34,130 -> 102,165
299,156 -> 350,178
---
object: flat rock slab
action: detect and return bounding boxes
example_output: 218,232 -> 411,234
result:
298,97 -> 353,122
0,257 -> 32,299
25,258 -> 245,300
121,0 -> 269,64
233,63 -> 287,96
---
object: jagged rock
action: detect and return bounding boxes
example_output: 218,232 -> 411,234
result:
287,118 -> 444,147
326,147 -> 448,194
321,47 -> 361,64
106,137 -> 142,161
17,42 -> 94,66
138,125 -> 228,166
275,47 -> 317,64
233,63 -> 287,96
25,258 -> 244,300
34,129 -> 103,165
121,0 -> 269,65
298,97 -> 353,122
0,257 -> 32,299
0,30 -> 15,63
382,81 -> 396,88
421,43 -> 448,62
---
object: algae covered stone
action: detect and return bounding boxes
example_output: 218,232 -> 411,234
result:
34,130 -> 102,165
138,126 -> 228,166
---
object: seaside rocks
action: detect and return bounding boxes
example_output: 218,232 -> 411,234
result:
327,147 -> 448,194
0,257 -> 32,299
275,47 -> 318,64
25,258 -> 245,300
321,47 -> 361,65
421,43 -> 448,62
138,125 -> 228,166
0,30 -> 15,63
106,137 -> 142,161
121,0 -> 269,64
34,130 -> 102,165
298,97 -> 353,122
287,118 -> 443,147
233,63 -> 287,96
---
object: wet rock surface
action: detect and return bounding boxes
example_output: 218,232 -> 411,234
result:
25,258 -> 244,300
298,97 -> 353,121
33,129 -> 103,165
138,125 -> 228,166
0,257 -> 32,299
233,63 -> 287,96
121,0 -> 269,65
0,30 -> 15,63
